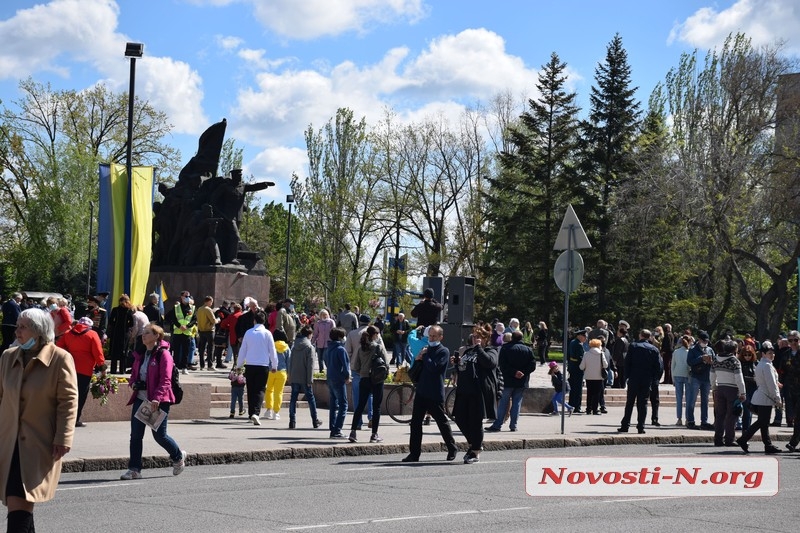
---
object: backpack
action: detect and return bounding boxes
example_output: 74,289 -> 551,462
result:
369,346 -> 390,384
156,348 -> 184,405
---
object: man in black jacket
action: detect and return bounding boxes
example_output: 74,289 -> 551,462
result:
402,325 -> 458,462
618,329 -> 662,434
411,288 -> 443,328
486,330 -> 535,432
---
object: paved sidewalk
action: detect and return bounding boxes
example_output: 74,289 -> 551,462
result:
62,398 -> 795,473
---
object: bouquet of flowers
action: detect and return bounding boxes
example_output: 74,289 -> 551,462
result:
90,368 -> 120,406
228,366 -> 246,385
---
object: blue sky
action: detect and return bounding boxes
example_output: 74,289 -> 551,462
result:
1,0 -> 799,203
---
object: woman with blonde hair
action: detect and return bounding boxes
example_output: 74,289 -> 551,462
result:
535,321 -> 551,364
121,323 -> 187,479
580,338 -> 608,415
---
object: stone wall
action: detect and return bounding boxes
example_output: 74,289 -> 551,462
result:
80,383 -> 212,422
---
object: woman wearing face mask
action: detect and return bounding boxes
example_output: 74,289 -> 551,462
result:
47,296 -> 73,340
0,308 -> 78,532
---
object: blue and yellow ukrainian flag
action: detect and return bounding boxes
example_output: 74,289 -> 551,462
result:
97,163 -> 154,306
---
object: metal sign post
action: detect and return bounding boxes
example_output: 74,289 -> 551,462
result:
553,205 -> 591,434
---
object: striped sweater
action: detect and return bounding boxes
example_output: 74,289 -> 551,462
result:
710,355 -> 745,395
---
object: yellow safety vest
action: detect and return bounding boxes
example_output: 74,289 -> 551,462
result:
174,304 -> 195,336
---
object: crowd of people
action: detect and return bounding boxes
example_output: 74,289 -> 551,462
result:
3,286 -> 800,529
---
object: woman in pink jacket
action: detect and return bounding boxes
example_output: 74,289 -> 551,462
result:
120,323 -> 186,480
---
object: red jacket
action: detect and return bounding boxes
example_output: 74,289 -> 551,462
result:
56,323 -> 105,376
219,311 -> 242,346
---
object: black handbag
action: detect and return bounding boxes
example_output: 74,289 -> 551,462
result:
408,360 -> 423,384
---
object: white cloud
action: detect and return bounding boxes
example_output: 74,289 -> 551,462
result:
216,35 -> 244,51
0,0 -> 208,134
249,0 -> 427,39
247,146 -> 308,199
0,0 -> 120,80
139,57 -> 208,135
401,29 -> 539,101
229,28 -> 541,150
669,0 -> 800,54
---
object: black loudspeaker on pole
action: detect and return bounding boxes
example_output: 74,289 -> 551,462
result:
446,276 -> 475,325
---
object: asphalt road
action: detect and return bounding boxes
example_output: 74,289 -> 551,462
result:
33,443 -> 798,533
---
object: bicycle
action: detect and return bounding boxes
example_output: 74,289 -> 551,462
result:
386,382 -> 416,423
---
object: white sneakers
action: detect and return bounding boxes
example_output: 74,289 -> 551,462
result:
120,469 -> 142,480
274,413 -> 280,420
173,450 -> 187,476
181,368 -> 188,375
265,409 -> 275,420
251,414 -> 261,426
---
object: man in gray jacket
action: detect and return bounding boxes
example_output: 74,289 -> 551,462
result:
287,325 -> 322,429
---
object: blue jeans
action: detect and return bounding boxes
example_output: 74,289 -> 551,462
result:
393,342 -> 411,366
551,391 -> 571,412
350,374 -> 372,427
290,383 -> 319,423
128,398 -> 181,472
490,387 -> 525,429
328,380 -> 348,435
685,376 -> 710,424
230,386 -> 244,414
673,376 -> 688,420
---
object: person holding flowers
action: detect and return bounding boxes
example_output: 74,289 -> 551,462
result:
57,316 -> 105,427
120,323 -> 186,480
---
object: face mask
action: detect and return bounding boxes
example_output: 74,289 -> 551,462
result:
182,297 -> 190,304
20,338 -> 36,350
429,341 -> 441,347
49,304 -> 57,311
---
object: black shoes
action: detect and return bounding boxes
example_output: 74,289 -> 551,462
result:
700,422 -> 714,430
637,428 -> 646,434
617,427 -> 628,433
423,417 -> 431,426
289,421 -> 296,429
651,420 -> 661,427
485,426 -> 501,432
402,455 -> 419,463
736,437 -> 749,453
764,445 -> 783,455
313,419 -> 323,428
446,447 -> 457,461
686,422 -> 697,429
600,407 -> 607,414
786,443 -> 798,453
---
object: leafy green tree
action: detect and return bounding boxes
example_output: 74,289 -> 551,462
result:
483,52 -> 581,322
662,34 -> 800,337
579,34 -> 642,311
0,78 -> 177,293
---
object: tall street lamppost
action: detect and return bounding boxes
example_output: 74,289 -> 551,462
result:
123,42 -> 143,296
284,194 -> 294,301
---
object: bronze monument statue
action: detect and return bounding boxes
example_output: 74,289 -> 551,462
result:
151,119 -> 274,268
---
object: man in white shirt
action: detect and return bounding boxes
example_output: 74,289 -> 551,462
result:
237,311 -> 277,425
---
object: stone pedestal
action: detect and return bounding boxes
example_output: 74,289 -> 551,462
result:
148,265 -> 270,305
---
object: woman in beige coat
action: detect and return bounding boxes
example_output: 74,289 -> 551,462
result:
0,308 -> 78,532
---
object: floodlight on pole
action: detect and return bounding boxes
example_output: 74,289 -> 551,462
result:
123,42 -> 143,296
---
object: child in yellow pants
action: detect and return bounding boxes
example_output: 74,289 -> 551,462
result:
265,330 -> 290,420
